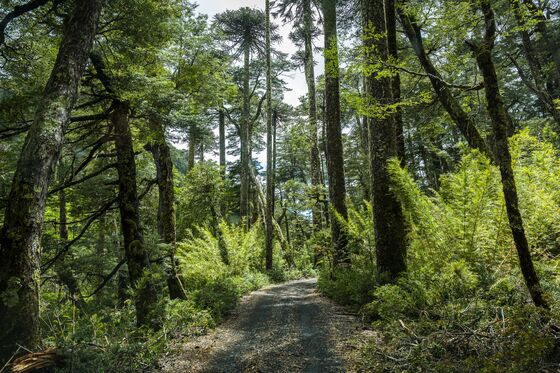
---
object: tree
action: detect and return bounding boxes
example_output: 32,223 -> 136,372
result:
0,0 -> 102,361
274,0 -> 324,233
111,101 -> 158,326
466,0 -> 548,309
361,0 -> 408,281
215,8 -> 279,222
265,0 -> 274,270
146,117 -> 186,300
322,0 -> 349,266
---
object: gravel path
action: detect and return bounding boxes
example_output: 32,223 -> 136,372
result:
161,278 -> 361,373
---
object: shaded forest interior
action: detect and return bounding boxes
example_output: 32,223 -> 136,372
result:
1,0 -> 560,371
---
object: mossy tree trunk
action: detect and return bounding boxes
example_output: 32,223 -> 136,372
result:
303,0 -> 324,232
385,0 -> 406,165
467,1 -> 549,309
147,119 -> 186,300
112,101 -> 158,326
362,0 -> 408,281
265,0 -> 274,271
322,0 -> 349,267
0,0 -> 101,361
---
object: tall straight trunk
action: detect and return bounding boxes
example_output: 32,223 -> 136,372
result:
112,101 -> 158,326
265,0 -> 274,271
397,1 -> 492,160
322,0 -> 349,266
467,1 -> 548,309
304,0 -> 324,232
362,0 -> 408,281
147,119 -> 185,300
187,131 -> 196,171
356,115 -> 371,201
240,45 -> 251,221
272,109 -> 278,211
219,107 -> 226,179
385,0 -> 406,165
0,0 -> 101,361
55,170 -> 82,305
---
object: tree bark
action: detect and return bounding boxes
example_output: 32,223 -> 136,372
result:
397,1 -> 492,160
265,0 -> 274,271
55,168 -> 83,307
187,130 -> 196,171
219,107 -> 226,179
362,0 -> 408,281
147,119 -> 186,300
240,45 -> 251,222
467,1 -> 549,309
385,0 -> 406,166
322,0 -> 349,267
303,0 -> 324,232
0,0 -> 101,361
112,101 -> 158,326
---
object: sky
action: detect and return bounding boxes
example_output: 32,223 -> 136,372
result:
194,0 -> 325,107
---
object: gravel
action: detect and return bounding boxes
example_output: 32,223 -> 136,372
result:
161,278 -> 361,373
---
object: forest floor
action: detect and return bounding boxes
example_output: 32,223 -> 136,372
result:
160,278 -> 365,372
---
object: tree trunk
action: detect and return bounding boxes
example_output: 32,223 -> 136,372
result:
265,0 -> 274,271
362,0 -> 408,281
467,1 -> 549,309
385,0 -> 406,166
240,45 -> 251,221
303,0 -> 324,232
187,130 -> 196,171
112,101 -> 158,326
0,0 -> 101,361
147,119 -> 186,300
322,0 -> 349,267
55,171 -> 83,306
397,1 -> 492,160
219,107 -> 226,179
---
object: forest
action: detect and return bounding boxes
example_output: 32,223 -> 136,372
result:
1,0 -> 560,371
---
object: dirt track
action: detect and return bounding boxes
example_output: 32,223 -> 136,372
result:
161,278 -> 360,373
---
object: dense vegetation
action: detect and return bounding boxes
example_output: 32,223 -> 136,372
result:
0,0 -> 559,371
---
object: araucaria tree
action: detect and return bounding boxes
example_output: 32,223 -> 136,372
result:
215,8 -> 279,222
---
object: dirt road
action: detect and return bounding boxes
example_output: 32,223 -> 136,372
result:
161,278 -> 360,373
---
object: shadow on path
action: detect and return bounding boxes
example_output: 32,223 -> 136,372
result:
162,278 -> 358,373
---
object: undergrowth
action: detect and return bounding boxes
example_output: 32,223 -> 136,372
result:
44,220 -> 308,372
318,131 -> 560,372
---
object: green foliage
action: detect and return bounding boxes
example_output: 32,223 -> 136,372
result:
320,132 -> 560,371
177,222 -> 269,320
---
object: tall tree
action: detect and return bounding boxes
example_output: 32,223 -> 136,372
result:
322,0 -> 349,266
384,0 -> 406,165
466,1 -> 548,309
147,118 -> 185,300
0,0 -> 101,361
112,101 -> 158,326
215,8 -> 270,222
265,0 -> 274,270
274,0 -> 324,231
362,0 -> 408,281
